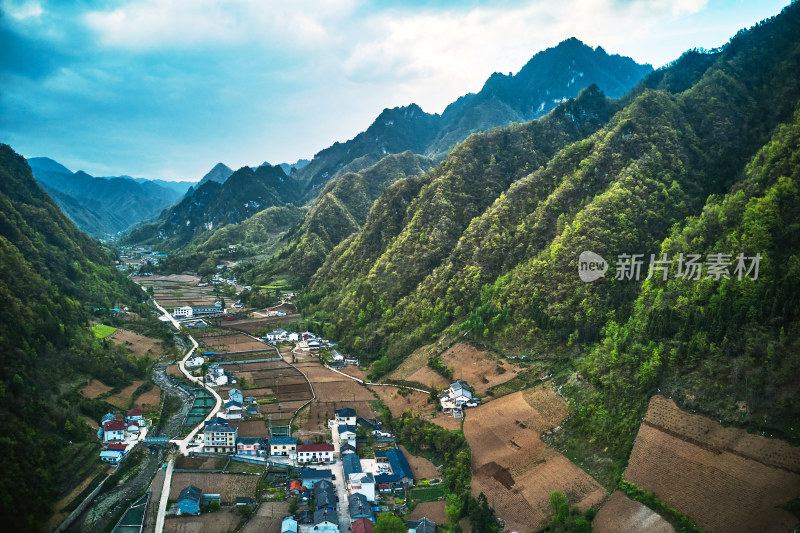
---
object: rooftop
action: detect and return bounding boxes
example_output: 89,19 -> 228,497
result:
374,448 -> 413,483
335,407 -> 356,418
270,436 -> 297,445
298,443 -> 335,452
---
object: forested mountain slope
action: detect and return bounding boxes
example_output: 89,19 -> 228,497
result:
240,151 -> 434,285
0,145 -> 147,530
125,163 -> 300,249
302,2 -> 800,458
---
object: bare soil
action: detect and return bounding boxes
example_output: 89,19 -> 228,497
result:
464,387 -> 606,532
369,386 -> 431,418
408,500 -> 447,524
592,490 -> 674,533
624,395 -> 800,533
164,508 -> 243,533
134,385 -> 162,411
106,380 -> 146,409
109,328 -> 165,358
240,501 -> 289,533
399,445 -> 440,480
169,472 -> 259,503
81,379 -> 112,399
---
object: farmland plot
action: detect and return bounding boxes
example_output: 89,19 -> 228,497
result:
592,491 -> 673,533
169,472 -> 258,503
625,395 -> 800,533
464,388 -> 606,533
294,362 -> 379,431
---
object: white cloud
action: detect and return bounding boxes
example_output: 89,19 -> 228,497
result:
2,0 -> 44,20
83,0 -> 358,51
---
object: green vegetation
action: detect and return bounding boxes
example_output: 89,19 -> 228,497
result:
300,4 -> 800,480
242,152 -> 434,286
618,480 -> 701,533
91,324 -> 117,338
409,484 -> 445,503
547,491 -> 594,533
374,512 -> 407,533
0,145 -> 149,531
393,414 -> 499,532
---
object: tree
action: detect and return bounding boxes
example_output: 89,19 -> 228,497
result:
374,512 -> 406,533
446,492 -> 464,527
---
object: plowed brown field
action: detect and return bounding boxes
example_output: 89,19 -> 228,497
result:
592,490 -> 673,533
464,388 -> 606,532
625,395 -> 800,533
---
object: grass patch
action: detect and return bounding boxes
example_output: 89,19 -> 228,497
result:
409,484 -> 445,503
92,324 -> 118,339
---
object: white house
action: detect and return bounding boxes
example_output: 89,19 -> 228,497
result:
334,408 -> 357,426
206,365 -> 229,386
348,472 -> 375,502
225,400 -> 243,420
186,356 -> 205,368
297,443 -> 335,464
281,516 -> 299,533
338,425 -> 357,442
100,449 -> 124,465
102,419 -> 125,442
173,306 -> 193,318
440,380 -> 478,411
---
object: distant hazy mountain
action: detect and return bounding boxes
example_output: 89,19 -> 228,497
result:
278,159 -> 310,175
133,177 -> 195,196
27,157 -> 183,238
196,162 -> 234,187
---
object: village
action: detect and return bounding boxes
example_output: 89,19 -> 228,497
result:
86,273 -> 474,533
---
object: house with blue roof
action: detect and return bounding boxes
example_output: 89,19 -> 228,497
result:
313,509 -> 339,531
342,453 -> 362,478
314,479 -> 336,509
228,388 -> 243,404
300,468 -> 333,488
348,493 -> 372,521
338,424 -> 357,441
270,436 -> 297,456
374,448 -> 414,485
177,485 -> 202,516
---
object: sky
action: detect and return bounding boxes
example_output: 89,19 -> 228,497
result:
0,0 -> 791,181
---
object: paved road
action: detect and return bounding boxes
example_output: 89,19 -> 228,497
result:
329,422 -> 352,531
151,297 -> 224,533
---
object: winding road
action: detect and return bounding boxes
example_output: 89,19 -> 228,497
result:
150,298 -> 224,533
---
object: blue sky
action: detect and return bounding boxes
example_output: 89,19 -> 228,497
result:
0,0 -> 791,181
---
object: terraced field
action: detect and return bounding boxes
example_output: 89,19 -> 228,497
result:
464,387 -> 606,532
625,395 -> 800,533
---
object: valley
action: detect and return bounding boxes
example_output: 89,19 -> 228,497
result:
2,2 -> 800,532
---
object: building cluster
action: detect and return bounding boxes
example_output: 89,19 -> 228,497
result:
98,409 -> 148,465
172,301 -> 222,319
115,245 -> 166,274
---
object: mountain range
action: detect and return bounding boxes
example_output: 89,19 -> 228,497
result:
26,157 -> 189,239
0,145 -> 145,530
124,38 -> 652,253
299,1 -> 800,465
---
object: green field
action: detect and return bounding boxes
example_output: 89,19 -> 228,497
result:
408,484 -> 445,503
91,324 -> 117,338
